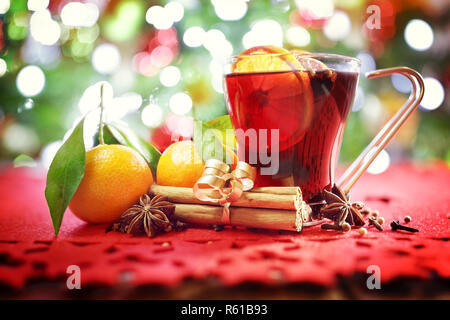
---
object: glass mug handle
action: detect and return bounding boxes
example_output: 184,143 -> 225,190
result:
337,67 -> 425,194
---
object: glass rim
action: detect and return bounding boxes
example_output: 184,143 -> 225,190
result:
228,52 -> 361,66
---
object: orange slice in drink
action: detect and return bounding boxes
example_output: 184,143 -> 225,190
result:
232,45 -> 304,73
229,45 -> 315,150
231,45 -> 311,100
291,49 -> 336,80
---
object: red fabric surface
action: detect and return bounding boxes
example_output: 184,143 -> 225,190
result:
0,162 -> 449,289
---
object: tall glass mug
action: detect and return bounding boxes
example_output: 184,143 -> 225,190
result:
223,52 -> 424,201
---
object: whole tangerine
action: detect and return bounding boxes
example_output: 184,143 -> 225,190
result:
156,140 -> 204,188
69,144 -> 153,223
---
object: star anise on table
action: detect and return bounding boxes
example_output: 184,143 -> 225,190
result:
319,185 -> 365,228
107,194 -> 176,237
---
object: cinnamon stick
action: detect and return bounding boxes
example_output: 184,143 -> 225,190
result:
149,185 -> 298,210
174,203 -> 302,232
251,186 -> 298,195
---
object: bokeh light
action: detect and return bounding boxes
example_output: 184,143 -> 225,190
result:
203,29 -> 233,61
420,77 -> 444,111
212,0 -> 248,21
285,26 -> 310,47
0,59 -> 7,77
323,11 -> 351,41
146,5 -> 172,30
295,0 -> 334,19
142,104 -> 164,128
29,9 -> 61,46
165,113 -> 194,138
146,2 -> 184,30
133,52 -> 159,76
27,0 -> 49,11
92,43 -> 121,75
183,26 -> 206,47
21,38 -> 61,67
60,2 -> 99,28
243,20 -> 283,49
169,92 -> 193,115
165,1 -> 185,22
160,66 -> 181,87
0,0 -> 9,14
391,73 -> 412,93
3,123 -> 40,154
356,51 -> 376,74
404,19 -> 434,51
16,65 -> 45,97
150,46 -> 173,68
78,25 -> 100,44
360,94 -> 383,127
24,99 -> 34,110
352,87 -> 365,112
367,150 -> 391,175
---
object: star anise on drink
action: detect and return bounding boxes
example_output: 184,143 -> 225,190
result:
107,194 -> 176,237
319,185 -> 365,228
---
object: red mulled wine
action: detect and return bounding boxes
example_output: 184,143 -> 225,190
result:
224,69 -> 359,200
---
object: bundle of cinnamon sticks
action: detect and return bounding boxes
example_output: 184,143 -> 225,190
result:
149,185 -> 311,232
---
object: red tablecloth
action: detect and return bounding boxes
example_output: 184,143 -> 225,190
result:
0,162 -> 449,291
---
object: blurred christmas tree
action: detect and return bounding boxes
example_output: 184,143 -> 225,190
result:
0,0 -> 448,171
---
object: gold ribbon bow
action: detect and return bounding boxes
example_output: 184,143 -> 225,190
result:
193,159 -> 257,225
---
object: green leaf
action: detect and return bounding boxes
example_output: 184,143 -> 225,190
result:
13,154 -> 37,168
204,115 -> 233,131
106,123 -> 161,175
193,115 -> 237,164
45,118 -> 86,235
204,115 -> 236,150
102,126 -> 120,145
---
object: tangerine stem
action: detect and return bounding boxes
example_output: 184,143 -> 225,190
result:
98,83 -> 105,145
